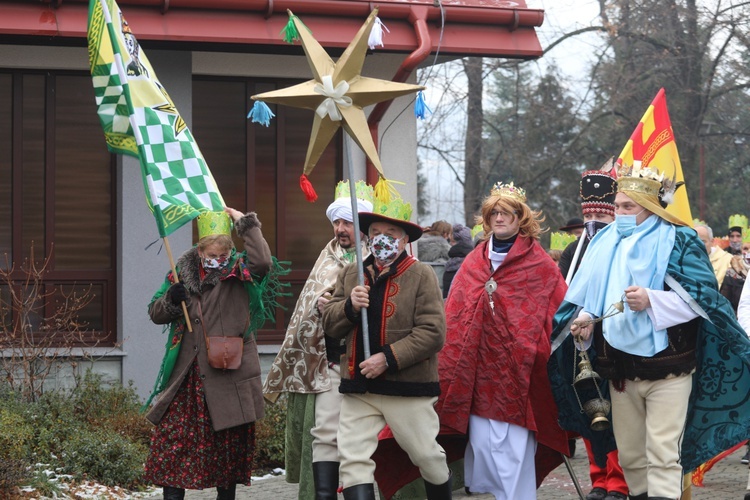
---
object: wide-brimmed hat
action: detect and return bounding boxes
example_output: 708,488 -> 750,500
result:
616,164 -> 689,227
559,217 -> 584,232
358,197 -> 423,242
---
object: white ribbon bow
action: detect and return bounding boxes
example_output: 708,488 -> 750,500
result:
314,75 -> 352,121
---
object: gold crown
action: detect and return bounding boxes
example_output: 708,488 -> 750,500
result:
550,232 -> 578,251
617,176 -> 661,198
617,162 -> 664,183
197,211 -> 232,240
490,182 -> 526,202
728,214 -> 748,231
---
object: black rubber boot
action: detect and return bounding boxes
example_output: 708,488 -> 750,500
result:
312,461 -> 340,500
342,483 -> 376,500
163,486 -> 185,500
424,472 -> 453,500
216,484 -> 236,500
628,494 -> 647,500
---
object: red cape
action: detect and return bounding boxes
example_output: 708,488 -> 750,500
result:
374,236 -> 569,499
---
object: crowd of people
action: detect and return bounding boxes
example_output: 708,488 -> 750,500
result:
140,168 -> 750,500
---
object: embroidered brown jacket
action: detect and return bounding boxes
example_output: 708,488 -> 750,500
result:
322,251 -> 446,397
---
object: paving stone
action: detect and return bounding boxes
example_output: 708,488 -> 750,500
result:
153,441 -> 749,499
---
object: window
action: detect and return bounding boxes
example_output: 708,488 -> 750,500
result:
192,78 -> 341,344
0,71 -> 116,345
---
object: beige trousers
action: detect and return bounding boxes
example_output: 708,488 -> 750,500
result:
610,374 -> 692,499
337,393 -> 450,488
311,364 -> 343,463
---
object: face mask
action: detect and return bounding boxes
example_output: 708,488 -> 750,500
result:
615,209 -> 645,237
202,255 -> 229,270
584,220 -> 609,240
730,240 -> 742,252
369,233 -> 402,263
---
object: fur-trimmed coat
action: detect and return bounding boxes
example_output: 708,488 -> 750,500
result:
146,213 -> 271,431
322,251 -> 446,397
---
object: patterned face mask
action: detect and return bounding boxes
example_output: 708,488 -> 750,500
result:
369,233 -> 402,262
201,255 -> 229,270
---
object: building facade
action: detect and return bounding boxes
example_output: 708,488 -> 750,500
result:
0,0 -> 543,400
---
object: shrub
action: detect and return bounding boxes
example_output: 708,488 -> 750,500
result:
0,371 -> 152,493
72,374 -> 152,447
254,393 -> 287,471
0,392 -> 34,495
59,427 -> 148,489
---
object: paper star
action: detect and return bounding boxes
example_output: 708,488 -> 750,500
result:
251,9 -> 425,180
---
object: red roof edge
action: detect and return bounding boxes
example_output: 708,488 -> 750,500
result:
0,0 -> 544,59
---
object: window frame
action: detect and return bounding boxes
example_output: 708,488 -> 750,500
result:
2,69 -> 117,346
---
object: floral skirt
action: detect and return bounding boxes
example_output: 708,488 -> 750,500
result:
143,360 -> 256,489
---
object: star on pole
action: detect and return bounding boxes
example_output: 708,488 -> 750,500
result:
251,8 -> 424,183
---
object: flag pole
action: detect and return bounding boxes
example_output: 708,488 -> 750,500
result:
162,236 -> 193,333
343,136 -> 371,359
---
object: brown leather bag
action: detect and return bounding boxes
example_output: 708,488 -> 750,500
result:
198,301 -> 243,370
206,336 -> 243,370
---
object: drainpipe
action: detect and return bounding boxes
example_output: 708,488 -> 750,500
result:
366,5 -> 431,186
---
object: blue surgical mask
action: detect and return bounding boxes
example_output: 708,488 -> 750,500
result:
615,209 -> 645,237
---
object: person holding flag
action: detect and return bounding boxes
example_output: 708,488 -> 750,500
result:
88,2 -> 287,499
143,208 -> 281,500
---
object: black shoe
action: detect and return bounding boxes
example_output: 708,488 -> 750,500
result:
604,492 -> 627,500
628,494 -> 647,500
312,461 -> 340,500
163,486 -> 185,500
586,488 -> 607,500
216,484 -> 236,500
342,483 -> 376,500
742,449 -> 750,465
424,472 -> 452,500
744,491 -> 750,500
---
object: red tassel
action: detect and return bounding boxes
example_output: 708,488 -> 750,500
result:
299,174 -> 318,202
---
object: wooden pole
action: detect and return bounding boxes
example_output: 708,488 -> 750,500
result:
163,236 -> 193,333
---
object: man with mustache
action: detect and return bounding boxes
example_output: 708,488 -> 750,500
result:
263,180 -> 373,499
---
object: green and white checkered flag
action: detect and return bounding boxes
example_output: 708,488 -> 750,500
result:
88,0 -> 225,237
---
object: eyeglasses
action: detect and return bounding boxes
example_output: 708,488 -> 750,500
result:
490,210 -> 515,219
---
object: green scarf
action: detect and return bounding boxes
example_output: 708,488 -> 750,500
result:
142,255 -> 290,410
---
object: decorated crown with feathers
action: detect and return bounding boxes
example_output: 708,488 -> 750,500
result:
617,160 -> 684,207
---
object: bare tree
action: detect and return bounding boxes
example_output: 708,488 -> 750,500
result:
1,244 -> 108,402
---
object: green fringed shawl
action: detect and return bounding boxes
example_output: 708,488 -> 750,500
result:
142,254 -> 290,410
